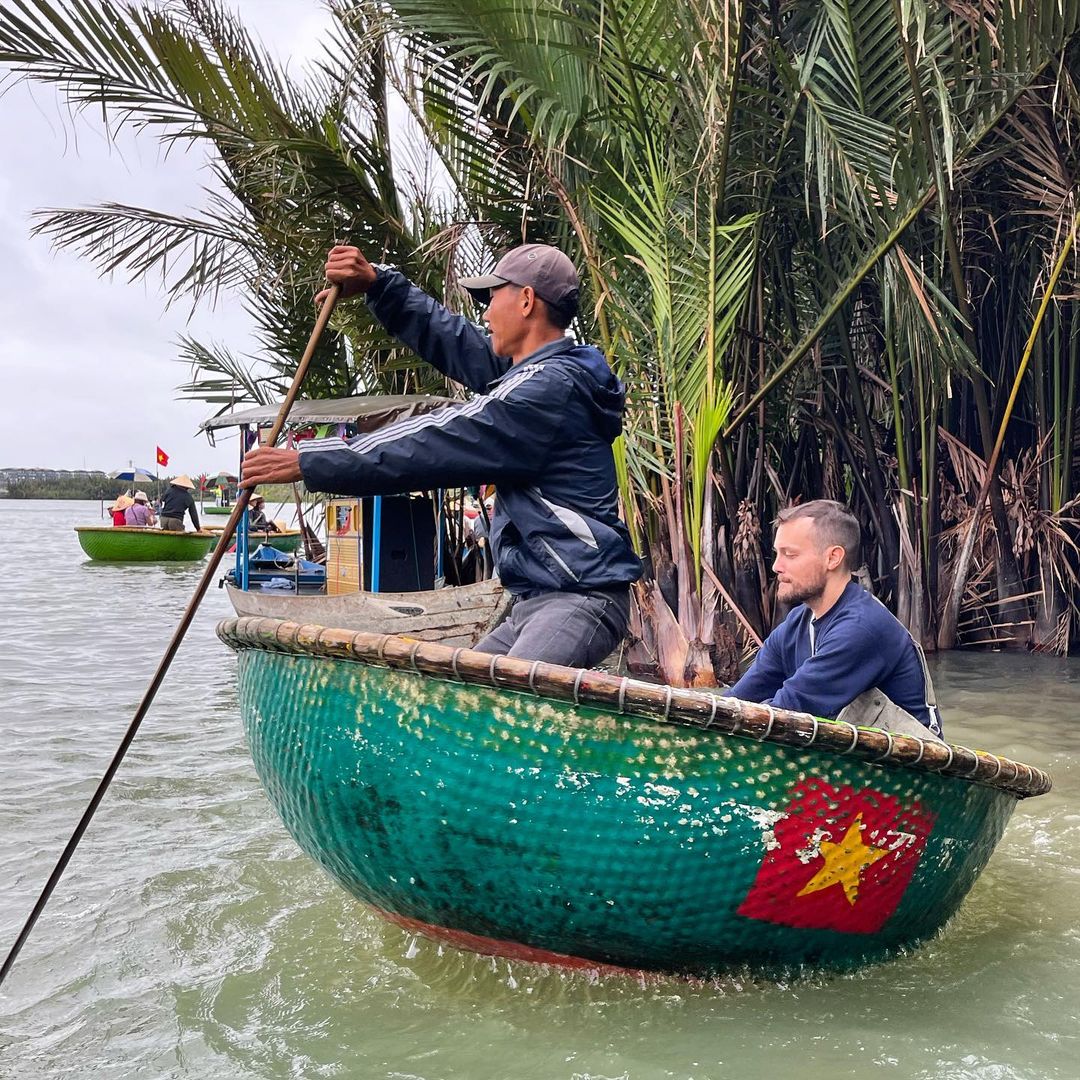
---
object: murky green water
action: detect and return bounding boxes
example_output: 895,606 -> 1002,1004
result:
1,500 -> 1078,1079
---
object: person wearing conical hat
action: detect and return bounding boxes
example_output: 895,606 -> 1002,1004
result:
124,491 -> 156,528
108,493 -> 134,527
247,494 -> 280,534
160,474 -> 201,532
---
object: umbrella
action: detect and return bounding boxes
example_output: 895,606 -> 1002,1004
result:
109,467 -> 157,484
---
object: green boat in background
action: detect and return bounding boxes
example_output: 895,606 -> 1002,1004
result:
206,526 -> 302,554
75,526 -> 214,562
204,505 -> 233,516
218,615 -> 1051,976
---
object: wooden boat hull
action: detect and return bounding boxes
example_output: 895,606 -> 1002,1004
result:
225,579 -> 509,647
75,526 -> 214,562
218,617 -> 1050,975
208,528 -> 302,553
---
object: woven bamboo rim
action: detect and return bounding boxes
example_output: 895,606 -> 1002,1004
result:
217,616 -> 1052,800
74,526 -> 215,538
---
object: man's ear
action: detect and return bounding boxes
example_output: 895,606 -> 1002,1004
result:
520,285 -> 537,317
826,544 -> 846,571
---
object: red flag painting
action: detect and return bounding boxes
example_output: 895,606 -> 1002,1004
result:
156,446 -> 169,467
737,778 -> 936,935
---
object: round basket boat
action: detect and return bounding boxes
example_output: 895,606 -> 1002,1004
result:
76,526 -> 215,562
204,505 -> 233,516
218,616 -> 1051,976
207,527 -> 302,553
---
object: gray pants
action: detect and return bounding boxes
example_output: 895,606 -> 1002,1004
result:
474,588 -> 630,669
160,516 -> 185,531
836,689 -> 946,742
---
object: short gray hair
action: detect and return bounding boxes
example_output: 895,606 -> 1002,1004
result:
775,500 -> 861,570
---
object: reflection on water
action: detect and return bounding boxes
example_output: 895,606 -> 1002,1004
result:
1,500 -> 1078,1080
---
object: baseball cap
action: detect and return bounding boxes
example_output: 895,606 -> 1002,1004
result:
459,244 -> 580,314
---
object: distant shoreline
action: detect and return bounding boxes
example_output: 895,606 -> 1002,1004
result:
2,480 -> 298,501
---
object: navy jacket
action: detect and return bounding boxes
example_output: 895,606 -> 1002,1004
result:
726,581 -> 942,734
297,268 -> 642,596
161,485 -> 200,530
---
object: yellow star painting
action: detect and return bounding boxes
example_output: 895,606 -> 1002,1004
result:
796,813 -> 890,906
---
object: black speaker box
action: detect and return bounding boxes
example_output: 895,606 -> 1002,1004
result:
361,495 -> 435,592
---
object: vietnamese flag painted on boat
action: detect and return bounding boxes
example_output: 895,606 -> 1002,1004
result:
737,778 -> 936,935
156,446 -> 169,467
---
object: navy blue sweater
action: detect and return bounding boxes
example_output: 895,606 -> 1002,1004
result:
726,581 -> 942,734
297,268 -> 642,596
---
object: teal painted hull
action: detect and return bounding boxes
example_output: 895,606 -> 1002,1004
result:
222,618 -> 1046,975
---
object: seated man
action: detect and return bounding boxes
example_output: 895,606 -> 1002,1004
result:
247,494 -> 279,533
726,500 -> 943,740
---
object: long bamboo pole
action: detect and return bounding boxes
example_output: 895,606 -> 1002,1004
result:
0,286 -> 341,989
937,212 -> 1080,649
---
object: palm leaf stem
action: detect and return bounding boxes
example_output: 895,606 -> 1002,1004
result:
939,206 -> 1080,647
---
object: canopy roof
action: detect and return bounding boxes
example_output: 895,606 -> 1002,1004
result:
199,394 -> 458,435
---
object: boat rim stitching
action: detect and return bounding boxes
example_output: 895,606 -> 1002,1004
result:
758,705 -> 776,740
528,661 -> 541,695
617,678 -> 628,713
407,641 -> 421,672
933,744 -> 955,772
874,730 -> 894,761
451,647 -> 464,681
842,721 -> 859,753
707,696 -> 718,727
730,697 -> 744,736
911,738 -> 926,765
488,654 -> 500,684
572,669 -> 585,704
662,685 -> 673,721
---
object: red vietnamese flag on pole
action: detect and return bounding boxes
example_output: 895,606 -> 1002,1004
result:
737,779 -> 936,935
156,446 -> 169,468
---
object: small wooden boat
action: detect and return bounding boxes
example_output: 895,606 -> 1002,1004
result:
76,526 -> 214,562
225,578 -> 509,647
207,527 -> 303,554
218,616 -> 1051,975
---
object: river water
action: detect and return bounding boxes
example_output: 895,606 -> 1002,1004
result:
0,499 -> 1077,1079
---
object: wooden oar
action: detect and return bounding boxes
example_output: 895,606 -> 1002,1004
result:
0,285 -> 341,989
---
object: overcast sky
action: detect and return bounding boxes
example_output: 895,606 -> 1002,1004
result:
0,1 -> 335,475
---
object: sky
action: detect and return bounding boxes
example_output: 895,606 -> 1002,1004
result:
0,1 -> 335,476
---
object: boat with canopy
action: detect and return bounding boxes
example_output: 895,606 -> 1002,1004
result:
200,395 -> 510,645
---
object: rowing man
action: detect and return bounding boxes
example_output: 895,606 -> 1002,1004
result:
241,243 -> 641,668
